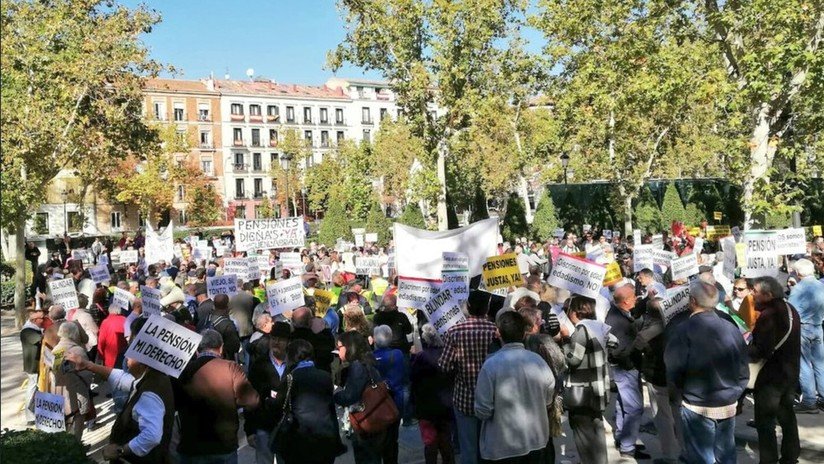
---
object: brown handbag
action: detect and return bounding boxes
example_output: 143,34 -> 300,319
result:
348,368 -> 399,435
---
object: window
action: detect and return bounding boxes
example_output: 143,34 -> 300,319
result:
254,205 -> 263,218
176,129 -> 187,145
67,211 -> 83,233
286,106 -> 295,122
250,104 -> 262,116
153,102 -> 165,120
33,213 -> 49,235
304,130 -> 313,146
269,129 -> 278,145
201,159 -> 213,176
251,128 -> 261,146
253,153 -> 262,171
363,129 -> 371,142
379,108 -> 388,121
177,185 -> 185,201
234,152 -> 245,166
198,103 -> 210,121
335,108 -> 344,124
305,155 -> 315,169
235,205 -> 246,219
235,179 -> 246,198
173,104 -> 185,121
271,153 -> 278,165
178,209 -> 186,225
320,108 -> 328,123
362,107 -> 371,124
254,178 -> 263,197
303,107 -> 312,123
320,131 -> 329,147
233,128 -> 243,142
110,212 -> 121,230
199,130 -> 211,147
267,105 -> 279,117
336,131 -> 345,143
231,103 -> 244,115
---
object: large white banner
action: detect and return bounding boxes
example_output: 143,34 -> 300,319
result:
394,218 -> 498,280
547,253 -> 607,299
421,287 -> 466,335
125,315 -> 201,378
207,274 -> 238,298
49,279 -> 79,310
266,277 -> 305,315
234,217 -> 305,252
145,220 -> 174,266
34,391 -> 65,433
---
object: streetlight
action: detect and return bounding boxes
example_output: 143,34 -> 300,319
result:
281,153 -> 294,216
560,153 -> 570,185
61,188 -> 74,234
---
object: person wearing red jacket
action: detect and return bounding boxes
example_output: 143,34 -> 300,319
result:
97,305 -> 128,369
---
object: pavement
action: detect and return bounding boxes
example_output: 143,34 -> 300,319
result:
2,310 -> 823,463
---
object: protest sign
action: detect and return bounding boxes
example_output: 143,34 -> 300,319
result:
553,228 -> 565,239
662,285 -> 691,324
693,237 -> 704,255
234,217 -> 305,252
312,288 -> 334,313
814,225 -> 822,237
603,230 -> 613,240
741,254 -> 781,278
192,247 -> 211,262
442,252 -> 470,272
112,288 -> 135,311
245,257 -> 261,281
34,392 -> 65,433
653,249 -> 676,269
385,253 -> 395,277
120,249 -> 138,264
441,252 -> 469,303
89,264 -> 110,284
125,314 -> 201,378
49,278 -> 79,310
603,261 -> 623,286
207,274 -> 238,298
633,229 -> 642,245
774,228 -> 807,255
145,220 -> 174,265
256,255 -> 272,273
706,225 -> 732,241
394,218 -> 498,280
365,232 -> 378,243
266,277 -> 305,315
351,228 -> 366,236
355,256 -> 381,276
320,264 -> 333,284
547,253 -> 607,299
720,236 -> 737,281
744,229 -> 805,258
482,253 -> 523,291
141,285 -> 162,316
586,245 -> 605,262
651,234 -> 664,250
397,277 -> 442,310
688,226 -> 702,237
583,224 -> 592,232
422,287 -> 466,335
354,234 -> 365,247
613,231 -> 621,238
670,254 -> 699,281
550,303 -> 576,336
223,258 -> 250,280
214,244 -> 228,257
713,211 -> 723,221
633,245 -> 654,273
71,249 -> 89,262
280,252 -> 303,272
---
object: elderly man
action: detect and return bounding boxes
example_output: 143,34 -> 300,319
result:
290,306 -> 336,372
788,258 -> 824,413
20,309 -> 45,425
665,281 -> 749,464
373,294 -> 413,355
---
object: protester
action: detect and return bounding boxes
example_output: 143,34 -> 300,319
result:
67,295 -> 99,360
52,321 -> 94,441
96,303 -> 127,369
290,306 -> 336,373
20,308 -> 45,425
411,323 -> 455,464
208,294 -> 241,362
373,325 -> 407,464
788,258 -> 824,412
730,278 -> 757,329
192,283 -> 214,331
372,294 -> 413,355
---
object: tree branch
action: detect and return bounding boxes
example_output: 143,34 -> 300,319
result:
51,87 -> 88,161
704,0 -> 745,86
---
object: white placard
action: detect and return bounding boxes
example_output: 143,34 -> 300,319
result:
71,249 -> 89,262
365,232 -> 378,243
651,234 -> 664,250
633,244 -> 654,273
223,258 -> 250,280
193,247 -> 212,262
207,274 -> 238,298
661,285 -> 691,324
89,264 -> 110,284
633,229 -> 642,245
351,228 -> 366,236
49,278 -> 79,310
257,255 -> 272,273
34,391 -> 65,433
553,228 -> 565,239
586,245 -> 605,262
692,237 -> 704,255
547,253 -> 607,299
355,256 -> 381,276
234,217 -> 305,252
652,249 -> 676,269
266,277 -> 305,315
670,254 -> 699,281
421,287 -> 466,335
603,230 -> 613,240
442,252 -> 469,303
720,236 -> 737,281
742,229 -> 805,258
354,234 -> 365,247
141,285 -> 162,316
112,288 -> 135,311
197,240 -> 209,249
280,252 -> 303,271
741,253 -> 781,278
397,277 -> 443,310
551,303 -> 576,336
442,252 -> 469,272
124,314 -> 201,378
775,228 -> 807,256
214,244 -> 228,257
120,249 -> 139,264
246,256 -> 261,281
145,220 -> 174,265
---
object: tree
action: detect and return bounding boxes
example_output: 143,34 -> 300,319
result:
396,202 -> 427,230
257,196 -> 275,219
1,0 -> 163,325
304,152 -> 343,213
187,184 -> 222,227
531,190 -> 560,240
501,193 -> 529,243
342,141 -> 374,222
684,202 -> 704,227
660,183 -> 687,231
271,129 -> 310,217
365,200 -> 393,246
634,186 -> 663,234
371,118 -> 427,205
317,186 -> 352,246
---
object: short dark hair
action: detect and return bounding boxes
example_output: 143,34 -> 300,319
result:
214,293 -> 229,310
497,311 -> 528,344
467,290 -> 490,317
286,339 -> 314,365
568,295 -> 596,320
638,268 -> 654,279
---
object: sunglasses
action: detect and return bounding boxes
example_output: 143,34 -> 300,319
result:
734,287 -> 747,291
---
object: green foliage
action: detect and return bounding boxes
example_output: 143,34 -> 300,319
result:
634,187 -> 662,233
764,212 -> 792,229
0,428 -> 93,464
684,202 -> 704,227
257,197 -> 275,219
271,129 -> 311,216
364,200 -> 393,246
501,193 -> 529,243
318,187 -> 352,246
396,202 -> 427,230
372,119 -> 427,204
342,142 -> 374,222
660,183 -> 686,230
187,184 -> 222,227
531,190 -> 560,240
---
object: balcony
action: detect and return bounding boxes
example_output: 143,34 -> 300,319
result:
249,115 -> 263,123
285,118 -> 296,124
319,119 -> 330,125
232,139 -> 244,147
267,115 -> 280,123
250,139 -> 263,147
230,114 -> 245,122
199,142 -> 214,150
253,191 -> 265,199
198,114 -> 211,122
362,118 -> 374,125
335,120 -> 346,126
235,192 -> 247,200
320,141 -> 330,148
268,139 -> 278,147
233,163 -> 249,172
303,119 -> 313,124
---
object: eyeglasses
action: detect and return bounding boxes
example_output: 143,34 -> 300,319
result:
734,287 -> 747,292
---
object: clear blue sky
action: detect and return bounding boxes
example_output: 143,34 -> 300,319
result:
131,1 -> 382,85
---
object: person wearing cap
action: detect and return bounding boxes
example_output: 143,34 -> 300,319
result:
788,258 -> 824,413
191,282 -> 214,332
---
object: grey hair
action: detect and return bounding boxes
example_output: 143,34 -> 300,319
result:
198,329 -> 223,351
373,324 -> 393,349
689,281 -> 719,310
48,304 -> 66,321
698,272 -> 717,286
421,323 -> 442,347
57,321 -> 82,344
108,303 -> 122,316
254,312 -> 272,330
753,277 -> 784,300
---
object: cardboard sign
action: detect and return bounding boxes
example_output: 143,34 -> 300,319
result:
145,221 -> 174,265
120,249 -> 139,264
223,258 -> 251,280
422,287 -> 466,335
651,234 -> 664,250
141,285 -> 162,316
49,278 -> 79,310
112,288 -> 135,311
365,232 -> 378,243
71,249 -> 89,262
89,265 -> 110,284
670,254 -> 699,281
482,253 -> 523,291
397,277 -> 442,310
661,285 -> 691,324
602,261 -> 623,286
547,253 -> 607,299
693,237 -> 704,255
633,229 -> 642,245
720,236 -> 737,281
814,225 -> 822,237
312,288 -> 334,313
124,314 -> 201,378
633,245 -> 654,273
706,225 -> 731,241
34,392 -> 65,433
207,274 -> 238,298
355,256 -> 381,276
266,277 -> 305,315
713,211 -> 723,221
234,217 -> 305,252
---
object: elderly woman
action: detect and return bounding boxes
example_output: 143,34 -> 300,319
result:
52,321 -> 95,440
373,325 -> 406,464
410,323 -> 455,464
97,303 -> 127,369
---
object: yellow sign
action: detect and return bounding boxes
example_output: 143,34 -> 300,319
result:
312,289 -> 334,315
706,225 -> 731,241
482,253 -> 523,291
735,243 -> 747,267
603,261 -> 623,286
713,211 -> 723,221
814,225 -> 822,237
688,227 -> 702,237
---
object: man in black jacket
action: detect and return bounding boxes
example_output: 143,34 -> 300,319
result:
208,294 -> 241,362
20,309 -> 45,425
291,306 -> 336,372
192,283 -> 214,332
373,294 -> 413,355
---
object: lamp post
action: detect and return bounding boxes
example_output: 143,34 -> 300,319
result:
282,153 -> 294,216
560,153 -> 570,185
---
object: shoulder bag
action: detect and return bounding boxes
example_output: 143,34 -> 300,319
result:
562,325 -> 600,413
269,374 -> 295,454
747,303 -> 793,389
348,366 -> 399,435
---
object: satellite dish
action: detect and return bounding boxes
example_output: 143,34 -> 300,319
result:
246,68 -> 255,80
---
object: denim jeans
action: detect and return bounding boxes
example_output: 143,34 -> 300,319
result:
612,367 -> 643,453
253,429 -> 275,464
179,451 -> 238,464
799,324 -> 824,407
453,406 -> 481,464
679,407 -> 736,464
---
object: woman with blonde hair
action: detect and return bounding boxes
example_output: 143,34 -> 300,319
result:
51,320 -> 95,440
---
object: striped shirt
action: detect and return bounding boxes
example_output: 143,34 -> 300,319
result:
438,316 -> 499,415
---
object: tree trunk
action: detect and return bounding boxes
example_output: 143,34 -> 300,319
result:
436,145 -> 448,231
14,213 -> 28,328
518,175 -> 533,224
623,194 -> 633,239
742,104 -> 777,230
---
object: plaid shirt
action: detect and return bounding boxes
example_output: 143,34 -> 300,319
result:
564,322 -> 614,412
438,316 -> 499,415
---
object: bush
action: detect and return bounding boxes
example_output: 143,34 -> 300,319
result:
660,183 -> 686,230
634,186 -> 663,233
396,202 -> 427,230
318,189 -> 353,246
531,190 -> 560,241
364,201 -> 393,246
0,428 -> 93,464
501,193 -> 529,243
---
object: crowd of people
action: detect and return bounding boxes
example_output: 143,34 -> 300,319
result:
17,222 -> 824,464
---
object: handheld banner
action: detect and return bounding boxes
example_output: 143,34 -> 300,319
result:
482,253 -> 523,291
633,245 -> 654,273
49,279 -> 79,310
365,232 -> 378,243
124,314 -> 201,378
266,277 -> 305,315
397,277 -> 442,310
603,261 -> 623,286
670,254 -> 699,281
355,256 -> 381,276
145,220 -> 174,265
422,287 -> 466,335
744,229 -> 806,258
141,285 -> 162,316
89,265 -> 110,284
207,274 -> 238,298
547,253 -> 607,299
234,217 -> 305,252
112,288 -> 135,311
120,249 -> 139,264
34,392 -> 65,433
586,245 -> 605,262
662,285 -> 691,324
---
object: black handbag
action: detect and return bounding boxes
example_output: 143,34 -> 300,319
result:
562,326 -> 600,413
269,374 -> 295,454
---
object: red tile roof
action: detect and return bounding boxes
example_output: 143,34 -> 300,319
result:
215,80 -> 348,99
143,78 -> 214,93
